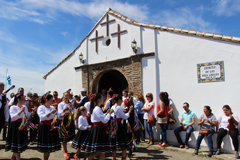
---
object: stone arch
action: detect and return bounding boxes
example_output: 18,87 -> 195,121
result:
91,69 -> 129,94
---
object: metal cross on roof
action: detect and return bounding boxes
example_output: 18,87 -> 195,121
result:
90,30 -> 104,52
111,24 -> 127,48
100,14 -> 115,36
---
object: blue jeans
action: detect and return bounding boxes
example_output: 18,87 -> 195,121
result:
195,128 -> 215,151
144,119 -> 153,137
137,114 -> 145,141
159,124 -> 168,143
174,126 -> 193,145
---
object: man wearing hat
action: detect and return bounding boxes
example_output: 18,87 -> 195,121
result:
79,88 -> 89,106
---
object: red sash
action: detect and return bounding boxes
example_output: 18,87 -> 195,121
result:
93,122 -> 109,131
41,119 -> 53,125
117,118 -> 122,122
11,118 -> 22,122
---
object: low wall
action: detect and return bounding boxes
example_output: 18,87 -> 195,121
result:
150,126 -> 239,154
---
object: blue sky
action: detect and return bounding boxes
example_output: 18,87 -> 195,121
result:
0,0 -> 240,97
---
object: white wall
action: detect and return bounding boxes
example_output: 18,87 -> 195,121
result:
155,30 -> 240,130
148,29 -> 240,153
87,14 -> 133,64
45,52 -> 82,96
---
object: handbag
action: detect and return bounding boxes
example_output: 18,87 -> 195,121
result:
228,117 -> 236,130
157,117 -> 167,124
147,115 -> 156,126
199,128 -> 210,135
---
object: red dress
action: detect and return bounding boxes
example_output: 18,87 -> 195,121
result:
157,104 -> 169,125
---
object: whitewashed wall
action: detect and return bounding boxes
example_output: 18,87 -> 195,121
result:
45,52 -> 83,96
153,30 -> 240,153
87,14 -> 134,64
156,30 -> 240,129
45,12 -> 240,153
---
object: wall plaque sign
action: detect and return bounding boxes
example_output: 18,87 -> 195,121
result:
197,61 -> 224,83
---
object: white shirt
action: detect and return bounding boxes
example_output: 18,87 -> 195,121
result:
0,94 -> 9,121
133,97 -> 138,106
10,105 -> 30,121
111,105 -> 129,119
104,98 -> 112,111
143,101 -> 155,120
58,102 -> 76,114
217,114 -> 239,130
78,115 -> 89,130
121,97 -> 128,110
91,106 -> 110,124
84,102 -> 90,117
37,105 -> 61,122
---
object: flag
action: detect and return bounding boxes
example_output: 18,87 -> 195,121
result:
6,73 -> 11,85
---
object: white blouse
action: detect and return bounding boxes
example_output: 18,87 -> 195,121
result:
111,105 -> 130,120
121,97 -> 128,110
104,98 -> 112,111
217,114 -> 239,130
78,115 -> 89,130
143,101 -> 155,120
10,105 -> 30,121
84,101 -> 90,117
58,102 -> 76,114
37,105 -> 61,122
91,106 -> 110,124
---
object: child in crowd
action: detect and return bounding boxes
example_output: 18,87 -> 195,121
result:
71,106 -> 92,160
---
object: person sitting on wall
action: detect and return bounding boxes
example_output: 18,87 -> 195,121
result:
174,102 -> 196,149
194,106 -> 217,157
216,105 -> 240,158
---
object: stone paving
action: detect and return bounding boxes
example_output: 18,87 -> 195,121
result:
0,131 -> 238,160
0,138 -> 236,160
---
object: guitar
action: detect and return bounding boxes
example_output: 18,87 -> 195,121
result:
28,91 -> 51,112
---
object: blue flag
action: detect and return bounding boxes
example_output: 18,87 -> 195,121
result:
6,73 -> 11,85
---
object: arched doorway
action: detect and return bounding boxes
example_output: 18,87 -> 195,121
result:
97,70 -> 128,94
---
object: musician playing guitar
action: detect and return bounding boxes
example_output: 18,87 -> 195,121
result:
27,93 -> 40,145
51,91 -> 61,111
9,87 -> 28,108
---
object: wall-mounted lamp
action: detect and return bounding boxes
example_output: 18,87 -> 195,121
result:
79,53 -> 84,64
131,39 -> 137,53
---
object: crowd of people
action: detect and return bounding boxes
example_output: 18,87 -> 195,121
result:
0,82 -> 239,160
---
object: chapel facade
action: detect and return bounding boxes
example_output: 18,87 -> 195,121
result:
44,8 -> 240,152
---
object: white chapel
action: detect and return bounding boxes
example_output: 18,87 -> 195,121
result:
44,8 -> 240,152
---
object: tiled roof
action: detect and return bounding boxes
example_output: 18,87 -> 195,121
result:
43,7 -> 240,79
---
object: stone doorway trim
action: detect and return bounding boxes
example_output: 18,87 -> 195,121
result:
74,52 -> 155,94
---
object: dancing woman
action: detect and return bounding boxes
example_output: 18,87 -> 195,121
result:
58,92 -> 76,159
109,94 -> 133,160
37,94 -> 61,160
5,94 -> 35,160
81,93 -> 114,160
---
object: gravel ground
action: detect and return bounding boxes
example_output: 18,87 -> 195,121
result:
0,137 -> 214,160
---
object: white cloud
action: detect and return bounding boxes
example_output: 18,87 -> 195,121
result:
0,0 -> 149,24
153,7 -> 219,33
212,0 -> 240,17
0,30 -> 16,43
60,31 -> 68,37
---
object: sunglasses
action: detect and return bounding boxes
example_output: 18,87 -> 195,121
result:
183,106 -> 187,108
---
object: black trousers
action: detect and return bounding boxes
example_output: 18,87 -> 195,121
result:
217,128 -> 239,151
30,113 -> 39,142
